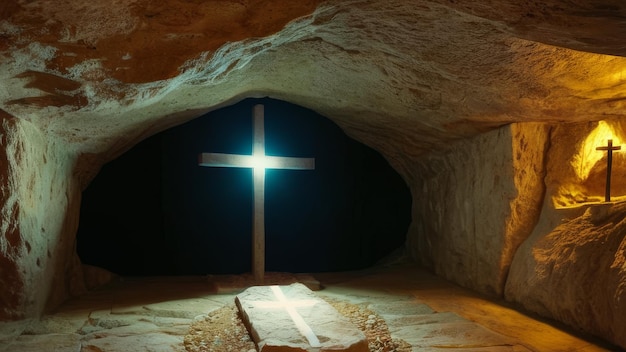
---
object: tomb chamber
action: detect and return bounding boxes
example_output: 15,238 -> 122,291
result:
1,0 -> 626,349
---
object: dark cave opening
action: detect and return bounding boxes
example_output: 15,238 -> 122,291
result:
76,98 -> 412,276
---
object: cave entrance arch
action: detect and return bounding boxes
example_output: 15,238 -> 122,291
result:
76,98 -> 412,276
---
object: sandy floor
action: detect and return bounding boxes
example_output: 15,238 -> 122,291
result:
316,264 -> 616,352
0,261 -> 618,351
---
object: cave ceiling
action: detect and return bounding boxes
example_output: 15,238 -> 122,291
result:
1,0 -> 626,169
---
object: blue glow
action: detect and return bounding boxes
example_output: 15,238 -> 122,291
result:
77,98 -> 411,275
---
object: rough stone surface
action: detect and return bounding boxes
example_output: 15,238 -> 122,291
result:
408,123 -> 549,295
0,114 -> 84,320
503,121 -> 626,348
5,333 -> 82,352
236,283 -> 368,352
383,312 -> 522,350
0,265 -> 611,352
1,0 -> 626,349
506,196 -> 626,348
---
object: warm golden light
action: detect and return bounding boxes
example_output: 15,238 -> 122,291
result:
571,121 -> 623,181
608,68 -> 626,83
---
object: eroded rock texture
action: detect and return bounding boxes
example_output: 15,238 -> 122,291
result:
507,202 -> 626,348
504,121 -> 626,347
408,123 -> 549,296
1,0 -> 626,348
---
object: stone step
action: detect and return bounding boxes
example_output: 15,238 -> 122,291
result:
235,283 -> 368,352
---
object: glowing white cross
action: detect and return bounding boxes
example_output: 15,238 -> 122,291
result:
198,104 -> 315,282
252,285 -> 321,348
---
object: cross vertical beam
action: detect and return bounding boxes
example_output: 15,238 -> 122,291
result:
252,105 -> 266,283
198,104 -> 315,283
596,139 -> 621,202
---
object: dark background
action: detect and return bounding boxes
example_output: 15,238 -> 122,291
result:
77,98 -> 412,275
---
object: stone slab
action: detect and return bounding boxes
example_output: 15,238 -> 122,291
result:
367,301 -> 435,316
5,333 -> 81,352
0,319 -> 33,340
415,346 -> 532,352
111,297 -> 225,319
385,311 -> 466,328
386,312 -> 519,349
81,332 -> 185,352
235,283 -> 368,352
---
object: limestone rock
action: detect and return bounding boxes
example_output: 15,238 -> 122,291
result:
1,0 -> 626,349
235,283 -> 368,352
81,332 -> 185,352
505,202 -> 626,348
504,120 -> 626,349
385,312 -> 522,350
408,123 -> 548,295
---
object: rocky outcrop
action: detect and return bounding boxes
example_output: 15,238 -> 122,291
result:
505,121 -> 626,348
1,0 -> 626,348
506,202 -> 626,348
408,123 -> 549,295
0,112 -> 84,319
0,113 -> 23,321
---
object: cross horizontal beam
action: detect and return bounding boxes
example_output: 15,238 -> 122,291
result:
198,153 -> 315,170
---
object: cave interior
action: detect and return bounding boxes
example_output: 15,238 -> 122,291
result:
2,0 -> 626,350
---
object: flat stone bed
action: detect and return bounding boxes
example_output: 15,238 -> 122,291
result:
236,283 -> 369,352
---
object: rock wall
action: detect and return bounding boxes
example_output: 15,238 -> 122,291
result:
505,121 -> 626,348
407,123 -> 549,295
506,202 -> 626,348
2,108 -> 626,349
0,113 -> 23,321
0,0 -> 626,348
408,120 -> 626,349
0,111 -> 83,320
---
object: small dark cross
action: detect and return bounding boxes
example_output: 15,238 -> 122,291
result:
596,139 -> 621,202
